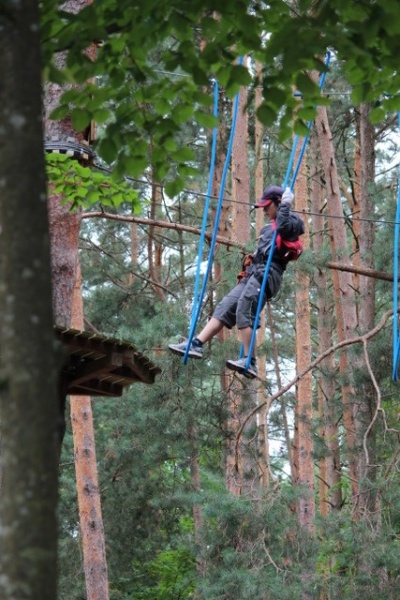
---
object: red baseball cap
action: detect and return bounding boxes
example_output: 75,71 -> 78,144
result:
255,185 -> 284,208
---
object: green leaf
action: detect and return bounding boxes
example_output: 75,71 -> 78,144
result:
71,107 -> 91,131
122,155 -> 149,178
178,164 -> 198,177
256,104 -> 277,126
229,64 -> 252,86
296,106 -> 317,122
194,111 -> 218,128
293,119 -> 311,137
50,104 -> 69,121
368,106 -> 386,124
165,177 -> 185,198
98,138 -> 118,164
171,104 -> 194,124
93,108 -> 111,125
172,147 -> 194,162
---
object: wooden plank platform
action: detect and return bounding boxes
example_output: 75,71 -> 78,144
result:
56,326 -> 161,397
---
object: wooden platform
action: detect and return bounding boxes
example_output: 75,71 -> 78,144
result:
56,326 -> 161,397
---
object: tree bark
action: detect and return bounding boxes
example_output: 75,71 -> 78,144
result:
353,103 -> 379,520
148,179 -> 167,302
254,62 -> 271,489
224,78 -> 255,498
70,266 -> 110,600
0,1 -> 61,597
309,135 -> 342,515
315,107 -> 360,506
293,149 -> 315,534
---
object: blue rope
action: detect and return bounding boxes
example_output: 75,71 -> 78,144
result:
392,111 -> 400,380
244,51 -> 331,372
183,80 -> 219,364
183,59 -> 243,363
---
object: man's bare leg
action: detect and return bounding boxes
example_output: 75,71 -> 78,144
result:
196,317 -> 224,344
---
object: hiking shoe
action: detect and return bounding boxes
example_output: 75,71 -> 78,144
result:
168,339 -> 203,359
226,357 -> 258,379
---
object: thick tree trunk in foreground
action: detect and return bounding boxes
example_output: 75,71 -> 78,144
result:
0,1 -> 61,598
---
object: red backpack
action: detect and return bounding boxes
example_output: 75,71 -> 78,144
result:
271,220 -> 303,261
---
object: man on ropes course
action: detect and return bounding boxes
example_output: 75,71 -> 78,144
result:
168,185 -> 305,379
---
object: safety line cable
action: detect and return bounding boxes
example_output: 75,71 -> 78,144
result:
85,164 -> 400,227
183,58 -> 243,363
244,51 -> 331,372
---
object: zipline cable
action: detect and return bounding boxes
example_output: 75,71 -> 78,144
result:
183,58 -> 243,363
392,111 -> 400,380
244,51 -> 331,373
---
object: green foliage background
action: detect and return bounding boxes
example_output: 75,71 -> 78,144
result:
42,0 -> 400,598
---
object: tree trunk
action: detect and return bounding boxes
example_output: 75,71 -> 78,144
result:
254,63 -> 271,489
353,103 -> 379,520
148,179 -> 166,302
315,107 -> 360,506
187,421 -> 206,575
309,135 -> 342,515
0,1 -> 61,597
70,266 -> 110,600
294,153 -> 315,534
222,83 -> 253,496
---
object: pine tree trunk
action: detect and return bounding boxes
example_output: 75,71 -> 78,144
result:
187,421 -> 206,575
44,0 -> 95,328
0,1 -> 60,596
294,156 -> 315,534
224,82 -> 253,497
254,67 -> 271,489
353,103 -> 379,520
315,107 -> 360,507
70,266 -> 110,600
148,179 -> 166,302
267,304 -> 294,478
309,137 -> 342,515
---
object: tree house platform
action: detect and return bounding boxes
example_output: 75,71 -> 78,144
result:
56,326 -> 161,397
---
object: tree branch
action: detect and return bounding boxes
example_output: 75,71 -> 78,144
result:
83,211 -> 395,282
235,309 -> 393,463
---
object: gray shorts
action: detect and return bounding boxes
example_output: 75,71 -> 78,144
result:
212,268 -> 282,330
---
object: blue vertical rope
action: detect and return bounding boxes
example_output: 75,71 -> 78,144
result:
183,80 -> 219,364
183,58 -> 243,364
392,111 -> 400,380
244,51 -> 331,372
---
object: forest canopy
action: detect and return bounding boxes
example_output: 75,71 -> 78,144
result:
40,0 -> 400,191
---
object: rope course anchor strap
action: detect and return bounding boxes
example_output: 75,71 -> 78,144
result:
244,51 -> 331,373
392,111 -> 400,380
183,57 -> 244,364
